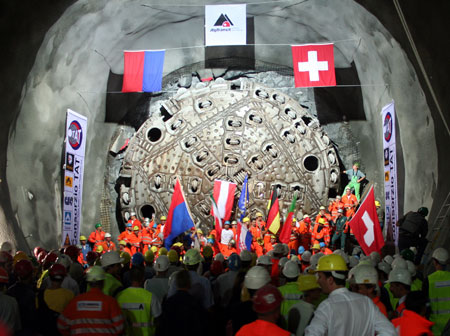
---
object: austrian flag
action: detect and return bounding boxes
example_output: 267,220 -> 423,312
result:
291,43 -> 336,88
211,180 -> 237,222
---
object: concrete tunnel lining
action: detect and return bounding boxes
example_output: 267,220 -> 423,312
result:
2,0 -> 439,249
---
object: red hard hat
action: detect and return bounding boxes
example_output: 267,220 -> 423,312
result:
49,263 -> 66,280
252,284 -> 283,314
14,259 -> 34,279
86,251 -> 98,264
33,247 -> 44,258
43,252 -> 58,270
0,267 -> 8,283
304,217 -> 311,223
0,251 -> 13,264
210,260 -> 224,276
64,245 -> 79,261
37,251 -> 47,264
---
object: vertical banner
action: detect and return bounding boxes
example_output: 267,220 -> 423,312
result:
382,101 -> 399,245
62,109 -> 87,247
205,4 -> 246,46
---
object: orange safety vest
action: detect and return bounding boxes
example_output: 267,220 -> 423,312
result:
118,230 -> 134,243
372,296 -> 388,318
89,230 -> 105,249
342,194 -> 358,218
392,309 -> 433,336
101,241 -> 116,252
57,287 -> 124,335
236,319 -> 290,336
250,226 -> 261,241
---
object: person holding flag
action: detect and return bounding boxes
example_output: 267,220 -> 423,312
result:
266,185 -> 281,235
279,193 -> 298,252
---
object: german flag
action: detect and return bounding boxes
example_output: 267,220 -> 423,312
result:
267,185 -> 281,234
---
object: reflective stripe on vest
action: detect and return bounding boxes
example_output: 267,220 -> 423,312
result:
428,270 -> 450,336
117,287 -> 154,336
279,282 -> 303,317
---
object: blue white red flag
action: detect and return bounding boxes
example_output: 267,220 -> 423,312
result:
164,178 -> 194,248
122,50 -> 165,93
237,221 -> 252,253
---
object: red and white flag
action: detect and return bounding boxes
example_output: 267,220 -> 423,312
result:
348,186 -> 385,255
291,43 -> 336,88
211,179 -> 237,222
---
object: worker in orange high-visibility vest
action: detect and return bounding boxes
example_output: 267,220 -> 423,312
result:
57,266 -> 124,336
311,218 -> 330,246
88,223 -> 105,250
127,212 -> 142,231
288,218 -> 299,253
141,218 -> 153,254
342,187 -> 358,219
128,226 -> 142,255
298,215 -> 312,250
118,223 -> 134,244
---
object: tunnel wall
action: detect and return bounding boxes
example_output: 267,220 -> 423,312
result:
0,0 -> 444,250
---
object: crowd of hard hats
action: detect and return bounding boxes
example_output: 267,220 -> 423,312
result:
0,231 -> 449,335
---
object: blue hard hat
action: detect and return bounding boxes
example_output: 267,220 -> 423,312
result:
227,253 -> 241,271
152,223 -> 157,229
298,246 -> 305,255
224,221 -> 231,225
131,252 -> 144,266
126,223 -> 132,227
319,242 -> 325,248
207,238 -> 214,244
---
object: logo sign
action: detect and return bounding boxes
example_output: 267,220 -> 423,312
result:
65,196 -> 73,206
68,120 -> 83,150
64,211 -> 72,222
383,112 -> 393,142
205,4 -> 246,46
66,153 -> 74,171
65,176 -> 73,188
291,44 -> 336,88
385,171 -> 390,182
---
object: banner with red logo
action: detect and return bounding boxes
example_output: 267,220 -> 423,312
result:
348,186 -> 385,255
205,4 -> 247,46
382,101 -> 399,244
291,43 -> 336,88
62,109 -> 87,247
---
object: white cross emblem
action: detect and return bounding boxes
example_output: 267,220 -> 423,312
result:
298,51 -> 329,82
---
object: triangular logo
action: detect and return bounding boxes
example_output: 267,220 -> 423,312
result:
214,14 -> 233,27
64,234 -> 70,245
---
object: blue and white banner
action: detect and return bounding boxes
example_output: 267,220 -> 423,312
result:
62,109 -> 87,247
382,101 -> 399,245
205,4 -> 247,46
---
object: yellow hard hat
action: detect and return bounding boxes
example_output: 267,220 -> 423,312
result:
293,218 -> 297,222
297,274 -> 321,292
160,216 -> 167,221
243,217 -> 250,223
133,226 -> 139,231
159,247 -> 168,256
316,254 -> 348,272
312,243 -> 321,250
197,229 -> 203,235
151,246 -> 158,253
13,252 -> 29,266
184,249 -> 202,265
144,250 -> 155,263
120,251 -> 131,265
318,218 -> 326,224
270,235 -> 276,239
79,235 -> 87,241
96,245 -> 104,253
255,212 -> 263,218
319,206 -> 326,210
119,240 -> 127,246
173,242 -> 183,247
202,246 -> 213,258
168,249 -> 178,263
375,201 -> 381,207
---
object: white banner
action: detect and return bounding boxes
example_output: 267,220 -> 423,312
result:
205,4 -> 246,46
62,109 -> 87,247
382,101 -> 399,245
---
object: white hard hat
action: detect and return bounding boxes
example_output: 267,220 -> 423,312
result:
353,264 -> 378,285
56,254 -> 73,269
391,257 -> 407,270
0,242 -> 13,253
377,261 -> 392,275
267,250 -> 275,258
214,253 -> 224,263
349,256 -> 359,268
383,255 -> 394,265
290,255 -> 300,264
301,251 -> 312,263
388,267 -> 412,286
278,257 -> 289,269
130,212 -> 136,216
240,250 -> 252,262
405,260 -> 416,277
352,246 -> 362,256
432,247 -> 449,264
282,260 -> 300,279
273,244 -> 284,255
144,217 -> 150,223
244,266 -> 271,290
86,265 -> 106,282
282,244 -> 290,256
101,251 -> 123,268
105,233 -> 112,238
309,253 -> 323,269
359,256 -> 376,267
155,255 -> 169,272
369,251 -> 381,264
257,255 -> 273,266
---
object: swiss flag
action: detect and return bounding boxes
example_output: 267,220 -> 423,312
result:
348,186 -> 385,255
291,43 -> 336,88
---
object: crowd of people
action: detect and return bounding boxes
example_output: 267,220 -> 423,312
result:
0,196 -> 449,335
